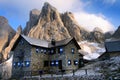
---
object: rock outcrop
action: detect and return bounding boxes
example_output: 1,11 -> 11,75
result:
24,9 -> 40,35
23,2 -> 105,42
112,26 -> 120,39
0,16 -> 15,53
3,33 -> 20,60
27,2 -> 70,41
61,12 -> 89,41
2,26 -> 22,59
89,27 -> 105,43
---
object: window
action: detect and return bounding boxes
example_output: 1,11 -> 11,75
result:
51,49 -> 54,54
17,62 -> 22,67
25,61 -> 30,67
44,49 -> 47,54
50,61 -> 55,66
13,62 -> 17,67
55,60 -> 59,66
71,48 -> 75,54
36,48 -> 39,53
74,60 -> 79,65
50,60 -> 59,66
48,50 -> 50,54
68,60 -> 71,65
44,61 -> 49,67
58,47 -> 63,54
41,49 -> 44,53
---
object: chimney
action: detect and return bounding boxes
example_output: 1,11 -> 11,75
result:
51,39 -> 56,45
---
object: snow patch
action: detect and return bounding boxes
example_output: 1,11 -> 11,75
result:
78,41 -> 105,60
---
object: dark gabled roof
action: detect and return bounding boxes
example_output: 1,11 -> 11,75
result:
21,35 -> 80,49
22,35 -> 49,48
105,40 -> 120,52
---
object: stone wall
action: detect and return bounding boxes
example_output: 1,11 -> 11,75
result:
50,40 -> 80,71
31,47 -> 49,75
12,37 -> 32,77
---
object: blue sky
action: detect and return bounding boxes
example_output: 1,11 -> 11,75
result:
82,0 -> 120,28
0,0 -> 120,32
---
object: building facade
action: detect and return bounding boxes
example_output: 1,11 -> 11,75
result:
99,40 -> 120,60
11,35 -> 83,77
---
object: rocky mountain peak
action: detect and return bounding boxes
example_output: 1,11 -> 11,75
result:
93,27 -> 103,33
27,2 -> 70,41
112,25 -> 120,39
0,16 -> 8,25
0,16 -> 15,54
39,2 -> 62,23
43,2 -> 56,11
30,9 -> 40,16
17,25 -> 22,34
23,9 -> 40,35
89,27 -> 105,43
61,12 -> 89,41
23,2 -> 105,42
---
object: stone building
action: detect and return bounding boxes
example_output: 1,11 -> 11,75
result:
11,35 -> 83,77
99,40 -> 120,60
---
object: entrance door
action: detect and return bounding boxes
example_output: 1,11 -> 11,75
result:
59,60 -> 62,69
79,59 -> 84,68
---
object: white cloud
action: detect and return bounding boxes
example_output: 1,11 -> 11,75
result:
103,0 -> 116,5
0,0 -> 115,32
0,0 -> 82,12
74,12 -> 115,33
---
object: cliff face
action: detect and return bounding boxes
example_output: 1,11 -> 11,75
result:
112,26 -> 120,39
89,27 -> 105,43
61,12 -> 90,41
24,9 -> 40,35
0,16 -> 15,53
27,2 -> 70,41
22,2 -> 105,43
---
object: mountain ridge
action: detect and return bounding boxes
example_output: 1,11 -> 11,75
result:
23,2 -> 105,42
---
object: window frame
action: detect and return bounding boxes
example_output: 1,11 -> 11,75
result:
36,48 -> 39,53
50,61 -> 55,66
25,61 -> 30,67
74,60 -> 79,65
58,47 -> 64,54
71,48 -> 75,54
